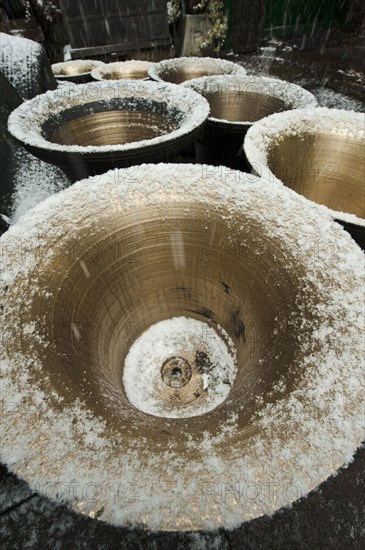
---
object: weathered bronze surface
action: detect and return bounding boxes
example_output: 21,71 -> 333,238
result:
149,57 -> 246,84
244,109 -> 365,248
52,60 -> 104,83
50,110 -> 178,147
92,61 -> 153,81
8,81 -> 209,182
267,133 -> 364,219
1,165 -> 363,531
184,75 -> 317,170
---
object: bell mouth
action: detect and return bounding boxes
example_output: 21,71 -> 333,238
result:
148,56 -> 246,84
52,60 -> 105,81
1,164 -> 364,531
47,102 -> 179,147
8,81 -> 209,179
184,75 -> 317,127
91,60 -> 154,81
244,108 -> 365,226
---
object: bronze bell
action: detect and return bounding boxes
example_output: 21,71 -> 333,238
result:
184,75 -> 317,170
52,60 -> 105,84
91,60 -> 154,81
148,56 -> 246,84
244,107 -> 365,249
1,164 -> 363,531
8,80 -> 210,182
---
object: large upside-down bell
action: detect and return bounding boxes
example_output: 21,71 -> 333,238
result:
8,80 -> 210,181
91,60 -> 154,81
184,75 -> 317,170
1,164 -> 363,531
52,60 -> 105,84
244,108 -> 365,249
148,56 -> 246,84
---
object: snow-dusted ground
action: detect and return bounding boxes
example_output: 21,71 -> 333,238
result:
10,150 -> 70,223
238,37 -> 365,113
310,87 -> 364,110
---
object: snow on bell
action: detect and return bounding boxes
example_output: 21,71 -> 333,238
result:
184,75 -> 317,170
244,108 -> 365,249
148,56 -> 246,84
1,164 -> 364,531
8,80 -> 210,181
91,60 -> 154,81
0,32 -> 57,100
52,60 -> 105,84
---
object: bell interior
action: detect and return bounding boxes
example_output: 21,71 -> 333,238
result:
101,69 -> 148,80
31,201 -> 308,444
44,100 -> 181,147
267,132 -> 365,218
159,67 -> 230,85
205,90 -> 288,122
55,63 -> 95,76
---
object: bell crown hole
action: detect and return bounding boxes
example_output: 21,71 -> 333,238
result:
123,317 -> 237,419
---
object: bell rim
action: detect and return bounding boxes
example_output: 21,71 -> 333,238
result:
91,60 -> 155,81
244,107 -> 365,227
148,56 -> 247,82
183,75 -> 318,127
8,80 -> 210,155
52,60 -> 105,79
1,164 -> 364,531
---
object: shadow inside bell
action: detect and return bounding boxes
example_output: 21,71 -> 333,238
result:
335,219 -> 365,252
195,137 -> 251,172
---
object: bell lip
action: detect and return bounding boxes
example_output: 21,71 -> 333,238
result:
91,60 -> 154,81
1,164 -> 364,531
183,75 -> 318,128
51,60 -> 105,79
244,107 -> 365,228
148,56 -> 247,82
8,80 -> 210,156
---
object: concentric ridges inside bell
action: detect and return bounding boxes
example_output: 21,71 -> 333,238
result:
185,77 -> 316,123
203,88 -> 288,122
52,61 -> 101,76
267,132 -> 365,219
159,67 -> 227,84
23,198 -> 312,442
151,58 -> 245,84
42,97 -> 183,147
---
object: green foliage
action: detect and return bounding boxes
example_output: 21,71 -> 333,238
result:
30,0 -> 61,23
195,0 -> 228,52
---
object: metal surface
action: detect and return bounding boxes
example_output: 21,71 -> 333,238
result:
149,56 -> 246,84
267,133 -> 364,219
52,60 -> 104,84
8,80 -> 210,182
244,108 -> 365,233
91,61 -> 153,81
1,164 -> 364,532
184,75 -> 317,170
50,110 -> 178,147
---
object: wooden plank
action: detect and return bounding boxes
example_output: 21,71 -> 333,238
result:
69,37 -> 171,59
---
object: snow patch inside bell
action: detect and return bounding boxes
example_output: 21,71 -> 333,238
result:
123,317 -> 237,418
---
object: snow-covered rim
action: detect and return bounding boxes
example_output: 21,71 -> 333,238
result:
91,60 -> 154,81
148,56 -> 247,81
8,80 -> 210,154
244,107 -> 365,227
183,75 -> 317,125
0,164 -> 364,531
51,60 -> 105,78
